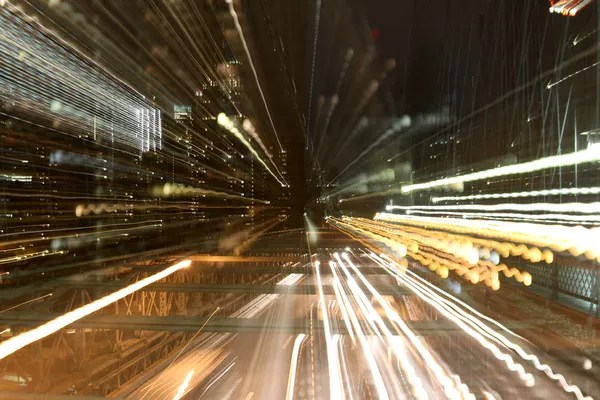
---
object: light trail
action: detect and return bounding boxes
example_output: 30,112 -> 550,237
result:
138,273 -> 303,399
375,212 -> 600,260
370,253 -> 536,388
547,61 -> 600,89
242,119 -> 273,158
402,209 -> 600,225
573,28 -> 597,45
142,307 -> 222,398
217,113 -> 288,187
153,182 -> 270,203
172,370 -> 194,400
315,261 -> 343,400
306,0 -> 322,138
0,293 -> 53,314
226,0 -> 285,153
370,253 -> 593,400
333,213 -> 534,289
0,250 -> 65,265
432,187 -> 600,202
326,261 -> 390,400
387,202 -> 600,213
242,118 -> 289,181
0,4 -> 161,153
330,277 -> 356,343
0,259 -> 191,359
337,253 -> 465,400
336,335 -> 355,400
401,147 -> 600,194
285,334 -> 306,400
197,361 -> 237,398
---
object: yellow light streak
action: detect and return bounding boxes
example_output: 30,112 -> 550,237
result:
172,370 -> 195,400
338,253 -> 466,400
0,293 -> 53,314
375,213 -> 600,261
0,259 -> 191,359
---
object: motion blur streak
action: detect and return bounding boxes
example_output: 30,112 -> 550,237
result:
387,202 -> 600,213
217,113 -> 287,186
376,212 -> 600,260
370,253 -> 536,387
386,254 -> 593,400
371,253 -> 593,400
226,0 -> 284,153
432,187 -> 600,202
399,209 -> 600,225
337,253 -> 464,400
285,334 -> 306,400
172,370 -> 194,400
0,259 -> 191,359
0,2 -> 161,153
314,261 -> 343,399
0,293 -> 52,313
330,276 -> 356,343
327,260 -> 389,400
401,146 -> 600,193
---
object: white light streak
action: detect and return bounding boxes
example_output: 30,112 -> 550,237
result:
393,210 -> 600,225
432,187 -> 600,202
330,277 -> 356,343
401,147 -> 600,194
550,0 -> 593,16
315,262 -> 343,400
371,254 -> 536,387
285,334 -> 306,400
370,253 -> 593,400
227,1 -> 284,152
338,253 -> 462,400
242,118 -> 289,180
547,61 -> 600,89
387,202 -> 600,214
172,370 -> 194,400
327,261 -> 389,400
242,119 -> 272,158
0,259 -> 191,359
0,175 -> 32,182
0,293 -> 52,314
217,113 -> 288,186
0,6 -> 161,152
380,255 -> 592,400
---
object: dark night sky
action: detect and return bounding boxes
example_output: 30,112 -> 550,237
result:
361,0 -> 490,114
